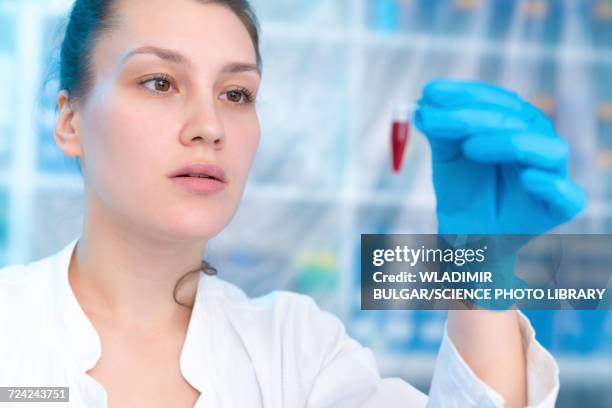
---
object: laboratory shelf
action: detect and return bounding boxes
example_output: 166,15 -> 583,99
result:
4,174 -> 438,208
16,172 -> 612,218
376,353 -> 436,383
557,356 -> 612,384
359,32 -> 612,66
243,184 -> 437,208
376,354 -> 612,386
261,24 -> 612,66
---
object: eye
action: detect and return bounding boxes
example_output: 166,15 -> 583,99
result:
140,74 -> 176,94
221,87 -> 256,105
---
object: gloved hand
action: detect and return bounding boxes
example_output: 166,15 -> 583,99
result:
414,79 -> 587,235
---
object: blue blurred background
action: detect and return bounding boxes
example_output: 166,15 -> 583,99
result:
0,0 -> 610,405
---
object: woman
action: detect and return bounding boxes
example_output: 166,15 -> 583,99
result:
0,0 -> 586,407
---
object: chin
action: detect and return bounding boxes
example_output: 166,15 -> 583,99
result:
160,214 -> 230,241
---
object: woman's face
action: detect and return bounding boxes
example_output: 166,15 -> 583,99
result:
71,0 -> 261,240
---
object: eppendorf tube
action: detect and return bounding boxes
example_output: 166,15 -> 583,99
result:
390,104 -> 415,173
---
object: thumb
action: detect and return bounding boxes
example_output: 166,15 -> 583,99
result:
414,108 -> 462,162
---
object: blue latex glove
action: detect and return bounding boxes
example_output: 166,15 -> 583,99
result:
414,79 -> 587,235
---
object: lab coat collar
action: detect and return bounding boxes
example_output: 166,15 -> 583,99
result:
51,236 -> 101,373
49,236 -> 215,398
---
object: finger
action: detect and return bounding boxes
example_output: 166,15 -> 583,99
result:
519,169 -> 588,221
414,106 -> 532,139
461,133 -> 569,173
420,79 -> 527,112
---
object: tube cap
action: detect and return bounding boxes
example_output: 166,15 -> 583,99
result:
392,103 -> 416,122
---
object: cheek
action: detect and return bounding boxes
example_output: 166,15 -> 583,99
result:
224,111 -> 260,180
81,92 -> 176,207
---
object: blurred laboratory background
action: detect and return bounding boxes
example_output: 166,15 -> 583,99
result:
0,0 -> 611,405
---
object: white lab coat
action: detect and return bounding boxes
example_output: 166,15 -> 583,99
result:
0,237 -> 559,407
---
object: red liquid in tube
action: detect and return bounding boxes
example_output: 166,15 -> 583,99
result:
391,105 -> 413,173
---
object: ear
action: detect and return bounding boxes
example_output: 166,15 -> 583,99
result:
54,90 -> 84,157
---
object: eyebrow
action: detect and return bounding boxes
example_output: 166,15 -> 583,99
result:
120,45 -> 261,76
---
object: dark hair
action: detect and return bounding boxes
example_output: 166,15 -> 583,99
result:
59,0 -> 262,308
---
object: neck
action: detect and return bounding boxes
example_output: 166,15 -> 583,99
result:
69,195 -> 207,334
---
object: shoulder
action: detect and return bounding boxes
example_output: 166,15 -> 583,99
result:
0,240 -> 72,295
0,251 -> 56,285
0,263 -> 40,301
0,261 -> 54,356
0,257 -> 56,321
209,276 -> 340,328
208,276 -> 350,354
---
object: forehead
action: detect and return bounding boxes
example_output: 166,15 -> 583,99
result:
94,0 -> 257,73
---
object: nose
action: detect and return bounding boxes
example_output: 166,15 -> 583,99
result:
179,96 -> 225,149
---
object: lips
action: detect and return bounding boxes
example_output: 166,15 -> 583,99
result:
169,163 -> 227,183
